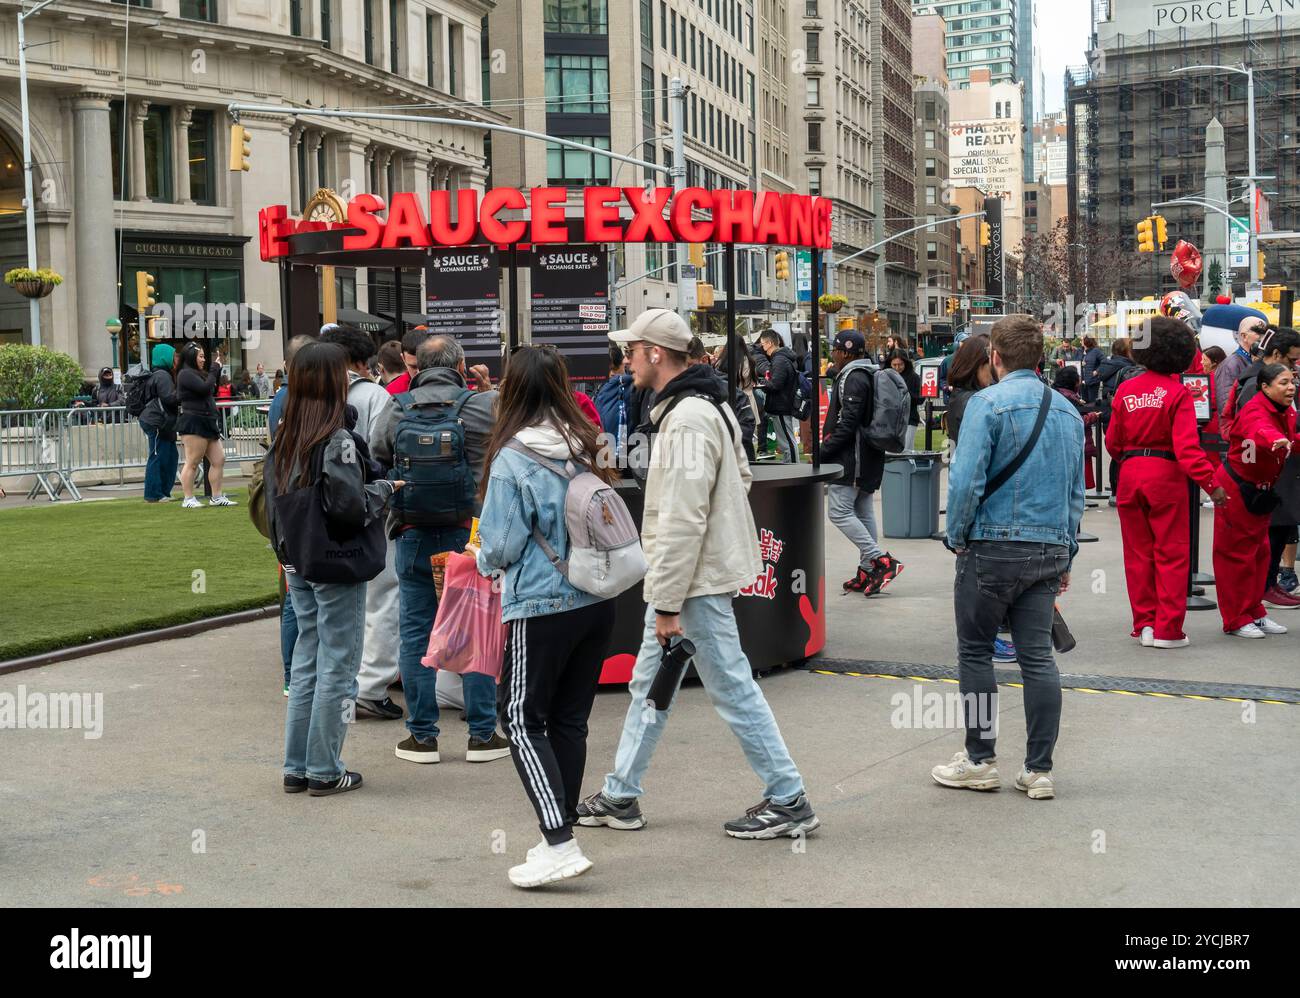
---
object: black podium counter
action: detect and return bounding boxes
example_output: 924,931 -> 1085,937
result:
598,462 -> 843,684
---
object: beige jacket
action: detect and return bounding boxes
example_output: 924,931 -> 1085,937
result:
640,394 -> 763,613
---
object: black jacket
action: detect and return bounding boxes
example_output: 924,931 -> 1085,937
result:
749,342 -> 771,381
1095,354 -> 1137,425
945,386 -> 976,446
177,364 -> 222,419
822,361 -> 885,491
763,346 -> 799,416
139,367 -> 179,437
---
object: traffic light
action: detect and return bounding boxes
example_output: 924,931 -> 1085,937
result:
135,271 -> 157,310
946,296 -> 959,315
1136,216 -> 1155,253
696,282 -> 714,308
688,242 -> 705,268
1263,285 -> 1283,304
979,222 -> 991,247
1154,214 -> 1168,249
228,122 -> 251,172
774,251 -> 790,280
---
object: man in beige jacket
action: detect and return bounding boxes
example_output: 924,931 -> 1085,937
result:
577,309 -> 819,839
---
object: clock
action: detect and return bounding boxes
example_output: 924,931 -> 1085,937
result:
302,188 -> 347,224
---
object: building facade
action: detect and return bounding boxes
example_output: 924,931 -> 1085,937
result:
1066,0 -> 1300,295
913,10 -> 957,340
0,0 -> 495,373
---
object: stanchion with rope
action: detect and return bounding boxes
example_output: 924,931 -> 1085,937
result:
1185,425 -> 1221,610
1087,418 -> 1110,501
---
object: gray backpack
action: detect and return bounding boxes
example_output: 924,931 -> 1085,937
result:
837,359 -> 910,453
505,441 -> 647,599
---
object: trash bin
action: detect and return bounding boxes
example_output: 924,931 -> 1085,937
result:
882,451 -> 943,538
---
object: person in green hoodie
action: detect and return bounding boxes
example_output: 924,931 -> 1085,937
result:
140,343 -> 180,502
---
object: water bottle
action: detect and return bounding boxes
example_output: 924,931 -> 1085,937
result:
646,637 -> 696,711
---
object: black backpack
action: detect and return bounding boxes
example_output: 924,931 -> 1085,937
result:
386,389 -> 478,528
123,364 -> 152,417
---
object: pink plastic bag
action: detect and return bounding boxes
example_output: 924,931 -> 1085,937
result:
421,552 -> 506,680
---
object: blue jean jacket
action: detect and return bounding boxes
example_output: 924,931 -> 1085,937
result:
946,369 -> 1085,565
475,446 -> 605,622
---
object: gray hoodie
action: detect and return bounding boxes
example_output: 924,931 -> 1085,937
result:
369,365 -> 498,538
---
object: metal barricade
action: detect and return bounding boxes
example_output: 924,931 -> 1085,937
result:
0,407 -> 77,501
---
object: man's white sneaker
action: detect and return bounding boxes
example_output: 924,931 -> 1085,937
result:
208,494 -> 238,507
1153,636 -> 1190,649
1015,769 -> 1055,800
181,497 -> 202,509
1230,622 -> 1266,639
507,839 -> 592,889
931,751 -> 1000,791
1255,616 -> 1288,635
1138,626 -> 1155,647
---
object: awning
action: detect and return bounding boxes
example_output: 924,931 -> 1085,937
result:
120,303 -> 275,336
332,307 -> 394,336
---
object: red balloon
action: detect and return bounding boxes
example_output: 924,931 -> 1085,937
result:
1170,240 -> 1203,290
1216,294 -> 1232,305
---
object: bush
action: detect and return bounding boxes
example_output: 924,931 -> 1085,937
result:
0,344 -> 87,409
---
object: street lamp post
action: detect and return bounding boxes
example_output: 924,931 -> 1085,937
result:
1172,64 -> 1258,287
17,0 -> 63,348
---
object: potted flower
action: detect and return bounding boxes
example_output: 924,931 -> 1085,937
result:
5,267 -> 63,300
818,293 -> 848,314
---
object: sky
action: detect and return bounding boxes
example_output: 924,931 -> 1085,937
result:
1038,0 -> 1094,115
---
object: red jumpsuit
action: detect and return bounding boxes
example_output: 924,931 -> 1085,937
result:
1212,392 -> 1300,631
1106,372 -> 1217,641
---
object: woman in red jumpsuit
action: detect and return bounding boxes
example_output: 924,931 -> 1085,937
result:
1213,362 -> 1300,638
1106,318 -> 1227,648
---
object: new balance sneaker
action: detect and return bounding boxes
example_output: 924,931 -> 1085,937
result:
843,567 -> 873,593
1255,616 -> 1288,635
1138,626 -> 1155,647
355,696 -> 403,720
395,735 -> 440,763
1279,568 -> 1299,593
308,771 -> 362,796
507,838 -> 592,889
992,637 -> 1017,664
873,553 -> 905,590
283,774 -> 308,794
1229,622 -> 1266,639
181,496 -> 202,509
1153,635 -> 1190,649
723,793 -> 820,839
208,494 -> 238,507
575,790 -> 647,830
466,731 -> 512,763
1262,586 -> 1300,609
1015,769 -> 1055,800
931,751 -> 1000,791
282,683 -> 289,698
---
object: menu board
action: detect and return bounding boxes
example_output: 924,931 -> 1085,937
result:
425,248 -> 502,373
529,246 -> 609,379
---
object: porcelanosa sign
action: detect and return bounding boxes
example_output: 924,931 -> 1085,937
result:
1128,0 -> 1297,29
257,186 -> 833,261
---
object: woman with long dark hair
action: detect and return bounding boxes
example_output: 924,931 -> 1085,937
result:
176,342 -> 236,507
943,333 -> 991,447
266,341 -> 401,795
476,345 -> 619,888
887,349 -> 922,428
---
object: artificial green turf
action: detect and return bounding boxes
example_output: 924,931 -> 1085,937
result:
0,488 -> 279,660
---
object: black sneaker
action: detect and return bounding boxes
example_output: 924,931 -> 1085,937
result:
873,553 -> 905,590
283,774 -> 308,794
843,567 -> 872,592
395,734 -> 440,764
576,790 -> 647,830
308,771 -> 363,797
724,793 -> 821,839
860,563 -> 886,597
466,731 -> 512,763
356,696 -> 403,720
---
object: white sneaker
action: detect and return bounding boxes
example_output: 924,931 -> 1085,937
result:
1230,622 -> 1266,639
1015,769 -> 1055,800
507,839 -> 593,889
1255,616 -> 1288,635
208,494 -> 238,507
181,496 -> 202,509
1153,636 -> 1190,649
1138,626 -> 1155,647
930,751 -> 1000,791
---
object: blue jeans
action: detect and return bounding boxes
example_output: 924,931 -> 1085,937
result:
280,584 -> 298,688
603,595 -> 804,804
396,526 -> 496,742
284,573 -> 367,783
142,427 -> 178,501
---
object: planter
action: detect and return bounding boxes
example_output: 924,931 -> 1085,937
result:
12,279 -> 55,300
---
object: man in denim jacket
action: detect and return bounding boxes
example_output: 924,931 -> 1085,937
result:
936,315 -> 1084,801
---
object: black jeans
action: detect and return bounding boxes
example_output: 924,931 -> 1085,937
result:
955,540 -> 1069,772
1267,525 -> 1298,589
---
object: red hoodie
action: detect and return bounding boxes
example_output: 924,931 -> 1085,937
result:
1226,390 -> 1300,485
1105,370 -> 1216,492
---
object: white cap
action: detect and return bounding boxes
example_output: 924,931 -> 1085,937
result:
608,308 -> 692,352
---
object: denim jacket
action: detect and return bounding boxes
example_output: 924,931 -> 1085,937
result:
475,432 -> 605,622
946,369 -> 1085,564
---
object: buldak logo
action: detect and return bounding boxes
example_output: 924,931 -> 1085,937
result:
50,930 -> 151,978
1123,386 -> 1168,413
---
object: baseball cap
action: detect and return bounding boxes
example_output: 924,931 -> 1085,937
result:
832,329 -> 865,352
609,308 -> 692,352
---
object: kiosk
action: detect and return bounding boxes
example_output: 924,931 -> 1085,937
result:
256,184 -> 843,681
